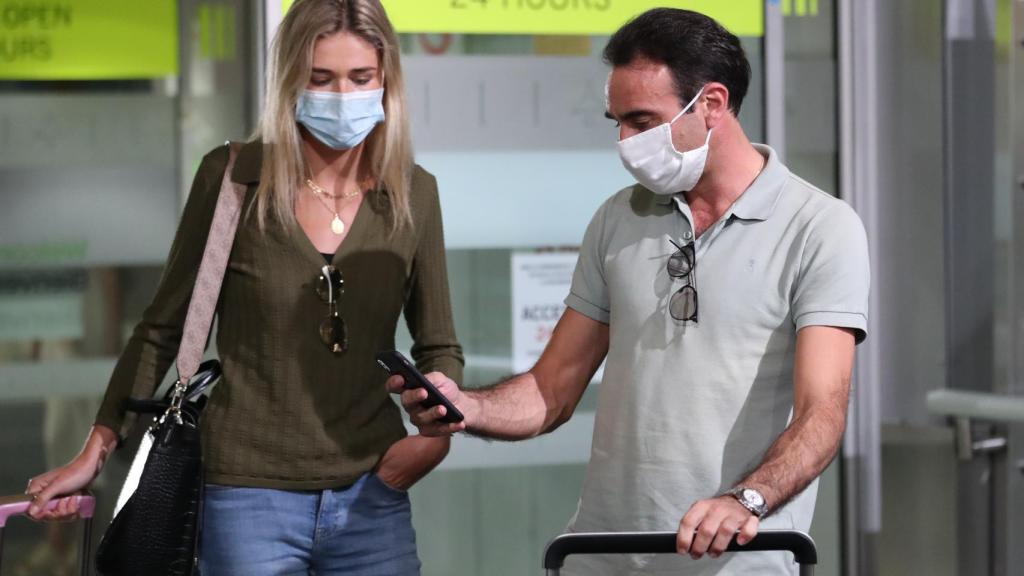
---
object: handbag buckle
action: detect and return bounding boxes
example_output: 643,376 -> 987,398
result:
160,378 -> 189,425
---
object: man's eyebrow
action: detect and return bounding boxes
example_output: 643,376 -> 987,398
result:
607,110 -> 655,123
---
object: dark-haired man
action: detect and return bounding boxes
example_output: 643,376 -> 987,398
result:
391,8 -> 869,574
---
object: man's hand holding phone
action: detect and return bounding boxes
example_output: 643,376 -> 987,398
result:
379,350 -> 471,436
386,373 -> 470,436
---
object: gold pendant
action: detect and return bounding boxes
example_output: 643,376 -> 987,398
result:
331,215 -> 345,235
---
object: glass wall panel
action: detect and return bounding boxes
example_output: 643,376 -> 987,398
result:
0,1 -> 256,571
389,26 -> 782,575
0,4 -> 871,574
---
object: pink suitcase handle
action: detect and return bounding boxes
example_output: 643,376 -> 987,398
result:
0,493 -> 96,527
0,493 -> 96,576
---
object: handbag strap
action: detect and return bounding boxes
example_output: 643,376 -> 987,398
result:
175,142 -> 245,384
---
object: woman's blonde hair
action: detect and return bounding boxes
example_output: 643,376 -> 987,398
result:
253,0 -> 413,232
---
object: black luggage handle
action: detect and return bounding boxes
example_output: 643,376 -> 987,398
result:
543,529 -> 817,576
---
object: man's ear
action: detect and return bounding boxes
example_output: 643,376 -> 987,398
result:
701,82 -> 731,129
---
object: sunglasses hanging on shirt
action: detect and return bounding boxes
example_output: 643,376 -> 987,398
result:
667,239 -> 699,323
316,265 -> 348,354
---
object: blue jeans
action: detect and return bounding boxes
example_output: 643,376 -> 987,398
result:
198,473 -> 420,576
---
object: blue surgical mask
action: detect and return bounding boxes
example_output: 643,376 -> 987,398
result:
295,88 -> 385,150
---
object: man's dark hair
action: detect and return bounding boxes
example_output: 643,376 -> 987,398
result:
602,8 -> 751,116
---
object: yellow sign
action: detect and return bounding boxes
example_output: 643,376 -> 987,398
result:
282,0 -> 764,37
780,0 -> 818,17
0,1 -> 178,80
995,0 -> 1011,57
199,3 -> 236,61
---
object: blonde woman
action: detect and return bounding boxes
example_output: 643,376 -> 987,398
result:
25,0 -> 461,573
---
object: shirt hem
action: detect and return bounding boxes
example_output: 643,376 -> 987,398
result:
205,470 -> 366,491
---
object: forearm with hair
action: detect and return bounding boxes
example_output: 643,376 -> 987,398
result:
463,371 -> 574,441
738,378 -> 849,514
458,309 -> 604,441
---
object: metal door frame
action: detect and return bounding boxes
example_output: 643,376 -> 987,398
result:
1006,0 -> 1024,571
838,0 -> 884,574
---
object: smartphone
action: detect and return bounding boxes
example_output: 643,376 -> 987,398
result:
376,350 -> 465,424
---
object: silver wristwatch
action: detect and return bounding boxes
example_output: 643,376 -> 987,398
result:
728,486 -> 768,517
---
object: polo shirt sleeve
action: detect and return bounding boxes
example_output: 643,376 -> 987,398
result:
791,200 -> 870,344
565,196 -> 614,325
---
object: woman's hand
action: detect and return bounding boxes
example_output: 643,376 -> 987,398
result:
25,425 -> 118,521
374,433 -> 450,491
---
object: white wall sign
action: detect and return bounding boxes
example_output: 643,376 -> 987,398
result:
511,251 -> 577,373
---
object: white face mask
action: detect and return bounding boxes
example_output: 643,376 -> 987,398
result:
616,86 -> 711,195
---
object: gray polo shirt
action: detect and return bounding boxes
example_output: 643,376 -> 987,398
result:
563,145 -> 869,575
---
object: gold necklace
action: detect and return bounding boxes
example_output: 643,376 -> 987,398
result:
306,178 -> 361,200
306,179 -> 361,235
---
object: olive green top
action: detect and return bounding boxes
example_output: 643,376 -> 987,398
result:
95,141 -> 464,490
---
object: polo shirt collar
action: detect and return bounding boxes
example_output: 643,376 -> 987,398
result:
651,144 -> 788,222
728,144 -> 787,221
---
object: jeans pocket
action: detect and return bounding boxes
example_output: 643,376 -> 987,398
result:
369,472 -> 409,497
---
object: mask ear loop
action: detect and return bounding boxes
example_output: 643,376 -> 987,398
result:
670,85 -> 707,125
666,86 -> 713,156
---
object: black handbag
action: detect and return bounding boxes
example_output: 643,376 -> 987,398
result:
94,361 -> 221,575
94,142 -> 245,575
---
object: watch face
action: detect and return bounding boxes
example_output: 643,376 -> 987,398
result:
743,489 -> 765,507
